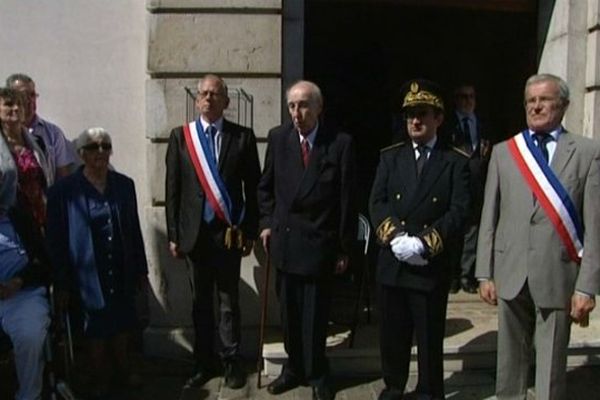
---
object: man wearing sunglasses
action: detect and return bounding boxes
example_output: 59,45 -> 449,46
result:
369,79 -> 470,400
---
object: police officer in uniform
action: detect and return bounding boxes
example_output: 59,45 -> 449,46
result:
369,79 -> 470,400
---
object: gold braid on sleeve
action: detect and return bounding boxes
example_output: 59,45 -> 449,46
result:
422,229 -> 443,257
376,217 -> 400,245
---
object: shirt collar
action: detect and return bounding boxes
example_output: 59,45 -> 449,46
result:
199,116 -> 224,133
297,122 -> 319,146
528,125 -> 562,141
412,135 -> 437,151
456,111 -> 475,121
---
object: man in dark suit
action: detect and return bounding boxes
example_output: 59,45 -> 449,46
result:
258,80 -> 356,400
369,79 -> 470,400
165,74 -> 261,389
445,83 -> 491,293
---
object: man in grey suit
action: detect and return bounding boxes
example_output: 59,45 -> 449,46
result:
476,73 -> 600,399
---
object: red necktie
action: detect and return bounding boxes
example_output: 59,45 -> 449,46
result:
301,138 -> 310,168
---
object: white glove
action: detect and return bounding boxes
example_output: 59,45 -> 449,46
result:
390,234 -> 412,261
390,235 -> 427,265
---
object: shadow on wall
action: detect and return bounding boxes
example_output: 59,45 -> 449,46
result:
143,225 -> 279,359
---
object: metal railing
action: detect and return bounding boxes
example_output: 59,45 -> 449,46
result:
185,87 -> 254,129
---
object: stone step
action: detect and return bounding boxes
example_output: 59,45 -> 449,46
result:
262,294 -> 600,377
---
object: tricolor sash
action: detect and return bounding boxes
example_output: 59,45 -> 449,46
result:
182,121 -> 246,249
507,130 -> 583,263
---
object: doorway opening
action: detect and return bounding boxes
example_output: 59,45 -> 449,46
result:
304,0 -> 538,210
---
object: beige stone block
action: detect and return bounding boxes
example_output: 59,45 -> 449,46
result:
146,78 -> 281,140
147,0 -> 281,9
586,31 -> 600,87
588,0 -> 600,28
583,90 -> 600,139
147,142 -> 168,205
148,14 -> 281,73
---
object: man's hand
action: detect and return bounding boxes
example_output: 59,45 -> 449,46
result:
259,229 -> 271,253
0,277 -> 23,300
169,241 -> 183,259
241,239 -> 254,257
335,255 -> 349,275
570,293 -> 595,327
478,280 -> 497,306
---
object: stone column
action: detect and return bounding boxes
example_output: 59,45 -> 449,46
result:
144,0 -> 283,358
538,0 -> 588,136
585,0 -> 600,139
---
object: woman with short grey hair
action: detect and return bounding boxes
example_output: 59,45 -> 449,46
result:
47,127 -> 148,399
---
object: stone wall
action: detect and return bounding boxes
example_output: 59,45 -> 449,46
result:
539,0 -> 600,139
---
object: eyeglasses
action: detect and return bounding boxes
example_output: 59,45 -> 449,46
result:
82,142 -> 112,151
197,90 -> 225,99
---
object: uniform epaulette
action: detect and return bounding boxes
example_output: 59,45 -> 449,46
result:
451,146 -> 470,158
380,142 -> 405,153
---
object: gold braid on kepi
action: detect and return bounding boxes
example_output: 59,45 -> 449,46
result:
421,229 -> 443,257
401,80 -> 444,111
376,217 -> 400,245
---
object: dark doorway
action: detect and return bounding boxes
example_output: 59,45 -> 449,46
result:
304,0 -> 538,212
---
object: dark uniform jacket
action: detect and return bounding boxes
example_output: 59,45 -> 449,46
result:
369,140 -> 470,291
257,122 -> 356,277
444,113 -> 491,222
165,119 -> 261,254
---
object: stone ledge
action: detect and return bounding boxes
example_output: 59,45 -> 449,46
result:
148,14 -> 281,74
147,0 -> 281,11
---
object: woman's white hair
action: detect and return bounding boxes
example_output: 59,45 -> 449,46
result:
76,127 -> 112,153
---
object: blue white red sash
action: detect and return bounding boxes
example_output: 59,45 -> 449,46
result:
183,120 -> 238,225
507,130 -> 583,263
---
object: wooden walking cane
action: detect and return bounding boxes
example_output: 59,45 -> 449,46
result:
256,251 -> 271,389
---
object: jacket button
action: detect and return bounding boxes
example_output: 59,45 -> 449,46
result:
395,193 -> 402,200
400,220 -> 406,226
432,197 -> 438,203
285,227 -> 291,232
423,224 -> 428,228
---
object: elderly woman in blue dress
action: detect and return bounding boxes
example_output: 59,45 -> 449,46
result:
46,127 -> 148,399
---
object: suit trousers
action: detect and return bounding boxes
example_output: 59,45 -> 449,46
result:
378,283 -> 448,398
276,270 -> 332,387
496,282 -> 571,400
186,234 -> 242,369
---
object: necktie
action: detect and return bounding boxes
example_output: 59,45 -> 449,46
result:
301,138 -> 310,168
206,125 -> 217,161
462,117 -> 472,152
203,125 -> 217,223
416,145 -> 428,177
534,132 -> 550,163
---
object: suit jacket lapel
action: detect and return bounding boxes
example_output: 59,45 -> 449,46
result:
295,127 -> 327,201
532,131 -> 576,214
218,120 -> 233,171
286,127 -> 306,199
410,145 -> 448,207
551,131 -> 576,179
